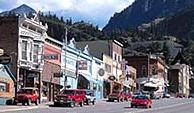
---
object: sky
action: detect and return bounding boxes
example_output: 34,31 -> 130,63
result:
0,0 -> 135,28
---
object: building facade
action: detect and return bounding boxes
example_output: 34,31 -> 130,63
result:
76,40 -> 124,97
124,54 -> 168,97
42,36 -> 62,102
0,14 -> 48,101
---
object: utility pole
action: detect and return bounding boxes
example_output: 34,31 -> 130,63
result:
148,52 -> 150,82
64,27 -> 68,89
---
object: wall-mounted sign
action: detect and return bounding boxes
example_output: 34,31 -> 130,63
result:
108,76 -> 116,81
78,60 -> 87,70
54,73 -> 63,77
0,49 -> 4,56
0,54 -> 11,65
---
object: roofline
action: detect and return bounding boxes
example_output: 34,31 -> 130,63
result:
113,40 -> 123,47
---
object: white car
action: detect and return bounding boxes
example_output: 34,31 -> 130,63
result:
84,90 -> 96,105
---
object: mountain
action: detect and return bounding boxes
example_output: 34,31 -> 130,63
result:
136,6 -> 194,42
0,4 -> 36,16
103,0 -> 194,33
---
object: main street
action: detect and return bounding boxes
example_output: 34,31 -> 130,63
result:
1,98 -> 194,113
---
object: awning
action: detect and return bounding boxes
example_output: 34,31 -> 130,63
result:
144,81 -> 158,88
79,74 -> 97,84
0,65 -> 13,81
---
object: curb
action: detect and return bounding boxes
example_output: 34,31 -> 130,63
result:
0,106 -> 39,112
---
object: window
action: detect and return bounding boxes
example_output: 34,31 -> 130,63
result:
105,63 -> 111,73
114,53 -> 117,61
33,45 -> 39,62
29,42 -> 33,61
21,40 -> 27,60
142,65 -> 147,77
152,66 -> 157,75
0,83 -> 6,92
118,55 -> 121,62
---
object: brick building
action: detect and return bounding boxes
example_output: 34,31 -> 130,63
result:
124,53 -> 168,98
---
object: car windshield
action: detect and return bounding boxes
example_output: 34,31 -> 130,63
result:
135,95 -> 149,99
18,89 -> 33,94
62,90 -> 75,94
85,91 -> 94,96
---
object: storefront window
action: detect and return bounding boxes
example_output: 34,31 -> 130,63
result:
21,40 -> 27,60
0,82 -> 6,92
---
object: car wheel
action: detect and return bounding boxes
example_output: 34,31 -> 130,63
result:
86,100 -> 89,105
22,101 -> 25,105
70,101 -> 75,108
27,99 -> 31,106
92,101 -> 95,105
35,99 -> 38,106
149,105 -> 152,108
117,99 -> 120,102
79,101 -> 83,107
145,105 -> 149,109
131,105 -> 133,108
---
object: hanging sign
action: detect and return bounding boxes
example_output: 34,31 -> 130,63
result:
0,54 -> 11,65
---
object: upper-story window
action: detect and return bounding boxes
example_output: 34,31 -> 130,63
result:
33,45 -> 39,63
21,40 -> 28,60
114,53 -> 117,61
29,42 -> 33,61
105,63 -> 111,73
142,65 -> 147,77
118,55 -> 121,62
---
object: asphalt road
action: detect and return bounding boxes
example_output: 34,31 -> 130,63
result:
2,98 -> 194,113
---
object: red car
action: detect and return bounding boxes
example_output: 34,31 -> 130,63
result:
54,89 -> 86,107
108,90 -> 125,102
14,87 -> 39,106
131,95 -> 152,108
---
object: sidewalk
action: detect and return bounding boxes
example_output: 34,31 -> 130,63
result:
0,105 -> 39,112
0,102 -> 51,112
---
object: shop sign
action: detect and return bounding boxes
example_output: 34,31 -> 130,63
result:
0,54 -> 11,65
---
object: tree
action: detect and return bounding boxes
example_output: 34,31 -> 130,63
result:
162,41 -> 170,64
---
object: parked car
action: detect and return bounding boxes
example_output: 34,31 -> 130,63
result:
54,89 -> 86,107
188,93 -> 194,98
131,95 -> 152,108
163,93 -> 171,98
14,87 -> 39,106
84,90 -> 96,105
108,90 -> 125,102
176,93 -> 185,98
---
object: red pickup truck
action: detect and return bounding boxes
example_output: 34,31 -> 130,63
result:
14,87 -> 39,106
54,89 -> 86,107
